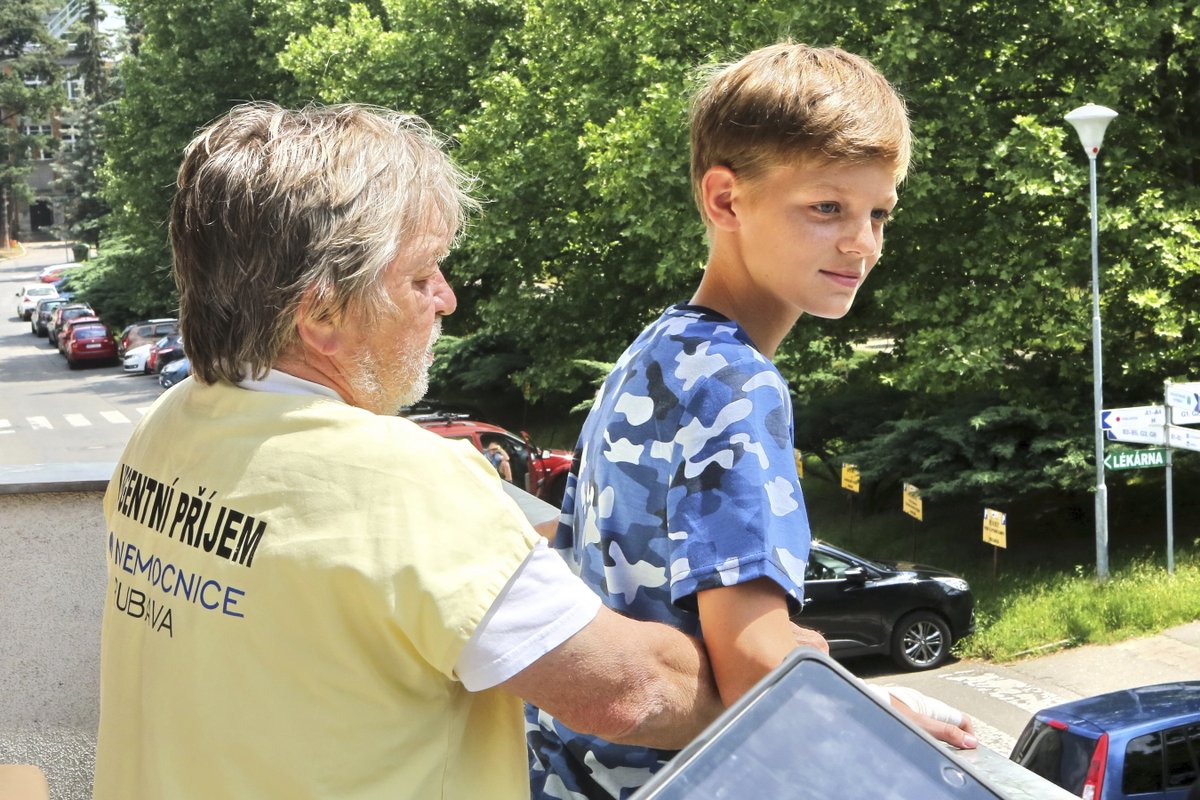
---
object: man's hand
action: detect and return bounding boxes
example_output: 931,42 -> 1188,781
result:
790,623 -> 829,654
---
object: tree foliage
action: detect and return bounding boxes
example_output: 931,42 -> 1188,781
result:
97,0 -> 1200,507
0,0 -> 64,243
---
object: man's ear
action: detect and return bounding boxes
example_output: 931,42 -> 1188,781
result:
293,292 -> 344,357
700,166 -> 740,232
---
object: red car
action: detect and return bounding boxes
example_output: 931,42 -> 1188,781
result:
56,315 -> 102,354
62,321 -> 119,369
408,412 -> 573,505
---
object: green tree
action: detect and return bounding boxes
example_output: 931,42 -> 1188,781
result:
88,0 -> 320,324
0,0 -> 64,244
54,0 -> 116,248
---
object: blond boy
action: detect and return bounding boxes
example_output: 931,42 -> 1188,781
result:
527,43 -> 974,800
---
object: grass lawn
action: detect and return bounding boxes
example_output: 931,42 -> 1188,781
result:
798,461 -> 1200,663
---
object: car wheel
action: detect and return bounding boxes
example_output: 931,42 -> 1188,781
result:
890,611 -> 952,671
67,357 -> 79,370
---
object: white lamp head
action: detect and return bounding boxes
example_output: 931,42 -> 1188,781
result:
1065,104 -> 1118,159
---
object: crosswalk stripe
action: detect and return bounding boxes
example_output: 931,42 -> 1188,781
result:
0,419 -> 9,428
100,411 -> 130,424
940,669 -> 1068,714
65,414 -> 92,427
28,416 -> 52,430
137,407 -> 151,416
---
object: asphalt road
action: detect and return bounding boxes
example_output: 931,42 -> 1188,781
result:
857,620 -> 1200,756
1,241 -> 163,466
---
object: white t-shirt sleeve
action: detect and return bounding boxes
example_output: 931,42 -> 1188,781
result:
455,538 -> 602,691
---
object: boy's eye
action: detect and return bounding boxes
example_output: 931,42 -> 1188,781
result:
871,209 -> 893,223
814,202 -> 839,214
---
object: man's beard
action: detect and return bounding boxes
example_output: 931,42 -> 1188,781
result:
350,321 -> 439,415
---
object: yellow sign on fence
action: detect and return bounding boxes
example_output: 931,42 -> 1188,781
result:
982,508 -> 1007,549
841,463 -> 860,493
793,449 -> 804,479
902,483 -> 923,521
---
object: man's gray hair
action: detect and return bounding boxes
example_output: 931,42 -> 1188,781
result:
170,102 -> 478,385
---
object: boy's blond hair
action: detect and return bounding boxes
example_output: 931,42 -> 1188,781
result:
689,42 -> 911,224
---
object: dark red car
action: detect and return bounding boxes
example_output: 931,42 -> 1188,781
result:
407,412 -> 573,505
56,315 -> 102,354
62,321 -> 119,369
146,334 -> 185,373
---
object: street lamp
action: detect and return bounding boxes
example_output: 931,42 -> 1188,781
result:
1065,103 -> 1118,581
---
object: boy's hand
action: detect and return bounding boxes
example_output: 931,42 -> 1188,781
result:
885,688 -> 978,750
790,623 -> 829,654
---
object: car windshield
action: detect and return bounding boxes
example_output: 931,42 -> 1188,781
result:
1010,719 -> 1096,794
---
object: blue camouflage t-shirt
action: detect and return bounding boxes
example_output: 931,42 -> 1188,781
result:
526,304 -> 811,800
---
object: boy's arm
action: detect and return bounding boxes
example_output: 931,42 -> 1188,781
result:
695,577 -> 803,704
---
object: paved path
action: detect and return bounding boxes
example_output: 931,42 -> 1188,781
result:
867,621 -> 1200,754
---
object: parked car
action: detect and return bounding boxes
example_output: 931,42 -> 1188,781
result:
62,321 -> 119,369
146,334 -> 185,373
117,318 -> 179,358
30,297 -> 69,336
14,285 -> 59,320
794,539 -> 975,671
122,343 -> 153,375
47,304 -> 95,347
405,412 -> 573,505
38,263 -> 80,283
158,356 -> 190,388
1010,681 -> 1200,800
56,315 -> 102,354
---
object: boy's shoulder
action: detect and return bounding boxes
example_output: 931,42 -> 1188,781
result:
633,304 -> 764,360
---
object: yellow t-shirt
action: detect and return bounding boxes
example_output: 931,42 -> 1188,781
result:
92,380 -> 540,799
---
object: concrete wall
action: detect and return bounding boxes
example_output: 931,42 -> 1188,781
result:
0,465 -> 111,800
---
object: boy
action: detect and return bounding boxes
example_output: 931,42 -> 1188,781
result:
527,43 -> 974,799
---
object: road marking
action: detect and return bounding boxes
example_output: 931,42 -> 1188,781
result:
0,419 -> 9,428
940,669 -> 1069,714
64,414 -> 92,427
28,416 -> 52,430
137,407 -> 151,416
100,411 -> 130,424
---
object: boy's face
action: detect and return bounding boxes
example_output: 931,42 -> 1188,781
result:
730,159 -> 898,320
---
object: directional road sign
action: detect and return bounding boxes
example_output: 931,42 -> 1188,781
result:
1166,382 -> 1200,412
1168,425 -> 1200,454
1103,447 -> 1168,471
1172,406 -> 1200,426
1101,405 -> 1165,429
1102,405 -> 1166,445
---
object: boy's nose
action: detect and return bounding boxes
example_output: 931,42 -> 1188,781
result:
840,217 -> 882,259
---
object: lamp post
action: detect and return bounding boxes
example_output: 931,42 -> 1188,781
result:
1065,103 -> 1118,581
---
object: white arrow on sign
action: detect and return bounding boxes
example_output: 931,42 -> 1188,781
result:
1107,426 -> 1167,445
1101,406 -> 1165,429
1168,425 -> 1200,453
1167,382 -> 1200,412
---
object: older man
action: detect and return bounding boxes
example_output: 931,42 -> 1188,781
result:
93,103 -> 724,800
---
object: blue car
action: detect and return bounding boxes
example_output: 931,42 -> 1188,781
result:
1010,681 -> 1200,800
158,356 -> 190,389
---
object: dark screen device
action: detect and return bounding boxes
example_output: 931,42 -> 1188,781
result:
631,647 -> 1003,800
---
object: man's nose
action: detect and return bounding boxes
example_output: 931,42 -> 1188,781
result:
433,270 -> 457,316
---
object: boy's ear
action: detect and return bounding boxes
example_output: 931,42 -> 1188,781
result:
700,166 -> 740,232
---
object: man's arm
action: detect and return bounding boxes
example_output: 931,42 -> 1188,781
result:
501,604 -> 724,750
